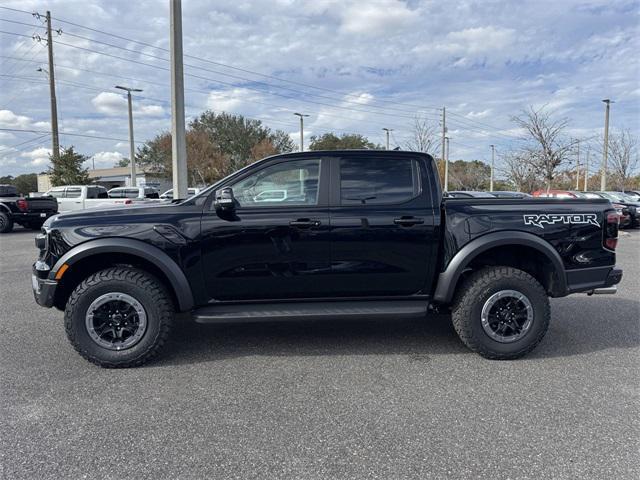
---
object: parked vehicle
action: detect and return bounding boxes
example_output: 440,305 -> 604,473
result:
446,190 -> 494,198
0,184 -> 58,233
531,189 -> 579,198
587,192 -> 639,228
32,151 -> 622,367
45,185 -> 136,212
108,186 -> 160,200
489,191 -> 532,198
159,188 -> 201,200
623,190 -> 640,201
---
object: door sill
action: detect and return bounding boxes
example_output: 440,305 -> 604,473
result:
192,299 -> 429,324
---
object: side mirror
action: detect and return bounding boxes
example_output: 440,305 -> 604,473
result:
214,187 -> 236,211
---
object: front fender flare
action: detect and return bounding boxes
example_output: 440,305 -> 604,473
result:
50,238 -> 194,311
433,231 -> 567,304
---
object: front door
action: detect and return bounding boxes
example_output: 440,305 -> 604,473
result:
200,157 -> 332,301
328,153 -> 439,297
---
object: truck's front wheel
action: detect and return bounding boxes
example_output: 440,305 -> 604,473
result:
451,266 -> 550,359
64,267 -> 174,367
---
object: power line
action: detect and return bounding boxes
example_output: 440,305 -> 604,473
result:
0,133 -> 49,152
0,127 -> 145,144
46,14 -> 443,113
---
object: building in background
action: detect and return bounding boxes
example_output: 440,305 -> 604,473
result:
37,167 -> 171,193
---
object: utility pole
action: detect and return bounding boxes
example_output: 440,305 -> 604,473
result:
294,113 -> 309,151
441,107 -> 447,189
489,144 -> 496,191
444,136 -> 450,191
115,86 -> 142,185
45,11 -> 59,161
575,139 -> 580,190
583,146 -> 590,192
600,99 -> 613,191
382,128 -> 393,150
170,0 -> 188,199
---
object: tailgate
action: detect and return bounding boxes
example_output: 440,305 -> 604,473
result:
27,197 -> 58,213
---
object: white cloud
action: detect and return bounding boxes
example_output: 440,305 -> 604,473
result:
91,92 -> 127,115
91,93 -> 164,117
21,147 -> 52,167
0,110 -> 50,131
339,0 -> 417,35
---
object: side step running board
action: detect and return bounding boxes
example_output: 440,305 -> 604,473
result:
192,300 -> 429,324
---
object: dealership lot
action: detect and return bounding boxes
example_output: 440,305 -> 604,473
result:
1,228 -> 638,479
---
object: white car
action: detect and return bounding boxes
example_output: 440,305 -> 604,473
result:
108,186 -> 161,200
45,185 -> 137,212
159,188 -> 201,200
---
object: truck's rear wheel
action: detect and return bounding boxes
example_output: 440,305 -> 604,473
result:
451,266 -> 550,359
64,267 -> 174,367
0,212 -> 13,233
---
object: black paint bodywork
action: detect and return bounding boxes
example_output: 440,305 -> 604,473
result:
32,151 -> 620,312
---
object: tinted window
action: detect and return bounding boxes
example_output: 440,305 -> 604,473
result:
96,187 -> 108,199
230,159 -> 320,207
124,189 -> 140,198
144,189 -> 159,199
64,187 -> 82,198
340,157 -> 420,205
86,187 -> 100,199
47,188 -> 65,198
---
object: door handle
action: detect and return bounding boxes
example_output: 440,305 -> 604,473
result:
289,219 -> 321,228
394,217 -> 424,226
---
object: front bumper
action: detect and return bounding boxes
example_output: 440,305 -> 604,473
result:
32,266 -> 57,308
566,266 -> 623,294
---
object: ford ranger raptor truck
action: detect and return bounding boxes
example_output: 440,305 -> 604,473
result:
32,151 -> 623,367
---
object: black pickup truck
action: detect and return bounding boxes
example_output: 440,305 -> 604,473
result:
32,151 -> 622,367
0,185 -> 58,233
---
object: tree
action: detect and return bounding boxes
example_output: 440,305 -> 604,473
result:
511,106 -> 575,192
190,111 -> 294,173
500,150 -> 541,193
607,129 -> 638,191
405,115 -> 440,155
48,146 -> 90,186
448,160 -> 491,190
308,132 -> 381,150
13,173 -> 38,194
134,112 -> 295,186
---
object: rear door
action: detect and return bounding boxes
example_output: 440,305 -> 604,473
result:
328,153 -> 439,297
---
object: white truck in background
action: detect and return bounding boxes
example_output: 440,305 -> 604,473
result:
45,185 -> 135,212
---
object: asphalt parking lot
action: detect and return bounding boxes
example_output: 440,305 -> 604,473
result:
1,228 -> 638,480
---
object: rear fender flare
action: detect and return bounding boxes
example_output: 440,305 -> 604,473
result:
433,231 -> 567,304
50,238 -> 194,311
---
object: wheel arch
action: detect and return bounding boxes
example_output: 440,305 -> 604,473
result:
50,238 -> 194,312
433,231 -> 567,304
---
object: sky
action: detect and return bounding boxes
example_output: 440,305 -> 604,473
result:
0,0 -> 638,178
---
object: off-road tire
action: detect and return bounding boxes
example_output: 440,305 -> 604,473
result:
451,266 -> 550,360
0,212 -> 13,233
65,267 -> 174,367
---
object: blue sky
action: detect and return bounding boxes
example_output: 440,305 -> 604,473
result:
1,0 -> 638,177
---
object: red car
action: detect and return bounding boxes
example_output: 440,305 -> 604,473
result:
531,189 -> 580,198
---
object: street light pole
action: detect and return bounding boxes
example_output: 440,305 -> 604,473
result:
115,85 -> 142,186
600,99 -> 613,191
45,11 -> 59,161
294,113 -> 309,151
382,128 -> 393,150
583,146 -> 590,192
490,144 -> 496,191
170,0 -> 188,199
444,136 -> 450,191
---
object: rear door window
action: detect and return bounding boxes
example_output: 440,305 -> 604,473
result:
64,187 -> 82,198
339,157 -> 420,205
